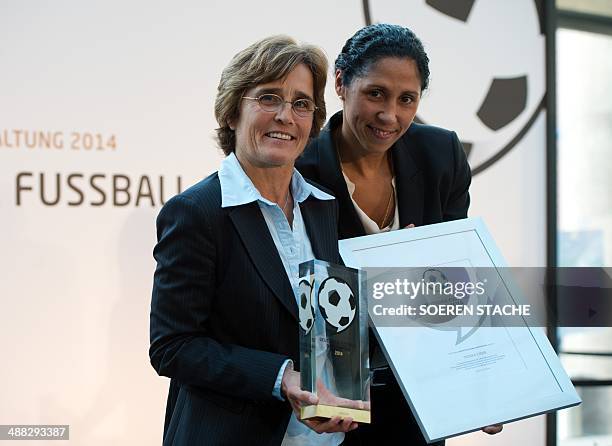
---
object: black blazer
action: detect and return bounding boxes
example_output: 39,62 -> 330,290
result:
296,111 -> 471,238
296,112 -> 471,446
149,172 -> 340,446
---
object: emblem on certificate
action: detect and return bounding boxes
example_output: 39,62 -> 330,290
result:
298,259 -> 370,423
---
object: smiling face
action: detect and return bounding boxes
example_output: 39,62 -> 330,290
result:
337,57 -> 422,157
232,63 -> 314,170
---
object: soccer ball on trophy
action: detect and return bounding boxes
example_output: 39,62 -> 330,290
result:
298,279 -> 315,334
318,277 -> 356,333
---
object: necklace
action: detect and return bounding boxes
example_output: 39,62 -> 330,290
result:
334,128 -> 395,228
378,182 -> 395,229
379,149 -> 396,229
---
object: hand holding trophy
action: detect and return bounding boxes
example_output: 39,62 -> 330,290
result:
297,260 -> 371,425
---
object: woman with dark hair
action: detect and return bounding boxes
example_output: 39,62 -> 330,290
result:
150,35 -> 359,446
297,24 -> 501,445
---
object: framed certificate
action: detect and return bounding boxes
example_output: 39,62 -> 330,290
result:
339,217 -> 581,443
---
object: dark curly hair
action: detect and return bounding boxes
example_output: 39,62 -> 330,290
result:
335,23 -> 430,91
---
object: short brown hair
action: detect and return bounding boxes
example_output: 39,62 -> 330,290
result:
215,35 -> 328,155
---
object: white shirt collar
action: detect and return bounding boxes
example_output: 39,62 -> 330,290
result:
219,152 -> 333,208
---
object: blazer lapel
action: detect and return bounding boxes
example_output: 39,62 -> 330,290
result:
229,203 -> 298,321
392,134 -> 424,227
316,120 -> 366,239
301,197 -> 338,263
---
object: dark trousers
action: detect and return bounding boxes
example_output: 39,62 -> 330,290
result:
342,367 -> 444,446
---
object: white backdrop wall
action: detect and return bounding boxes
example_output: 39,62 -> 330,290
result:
0,1 -> 546,444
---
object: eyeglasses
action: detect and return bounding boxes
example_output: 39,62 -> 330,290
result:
242,94 -> 317,117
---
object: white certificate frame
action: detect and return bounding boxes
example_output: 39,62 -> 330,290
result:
339,217 -> 581,443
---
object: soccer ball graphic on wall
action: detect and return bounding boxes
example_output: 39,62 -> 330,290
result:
365,0 -> 546,174
318,277 -> 357,333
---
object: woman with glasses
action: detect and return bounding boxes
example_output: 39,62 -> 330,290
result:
150,35 -> 359,446
297,24 -> 502,445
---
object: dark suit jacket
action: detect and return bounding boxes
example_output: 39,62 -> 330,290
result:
149,172 -> 340,446
296,111 -> 471,446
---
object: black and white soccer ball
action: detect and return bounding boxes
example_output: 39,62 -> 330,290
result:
298,279 -> 315,334
367,0 -> 545,174
318,276 -> 356,333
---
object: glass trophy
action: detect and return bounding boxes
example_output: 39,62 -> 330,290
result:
298,259 -> 370,423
